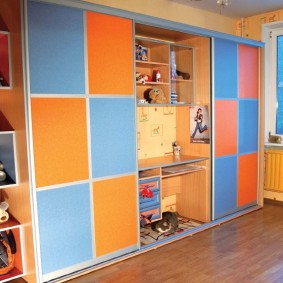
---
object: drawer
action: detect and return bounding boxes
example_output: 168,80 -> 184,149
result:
139,177 -> 160,191
139,190 -> 160,210
140,204 -> 161,221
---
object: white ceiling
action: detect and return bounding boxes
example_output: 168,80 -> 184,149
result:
170,0 -> 283,18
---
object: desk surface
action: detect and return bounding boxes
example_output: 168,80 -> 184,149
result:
138,155 -> 208,170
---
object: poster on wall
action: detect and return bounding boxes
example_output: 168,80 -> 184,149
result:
190,105 -> 210,144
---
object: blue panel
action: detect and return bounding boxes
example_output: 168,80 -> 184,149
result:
238,100 -> 258,154
214,156 -> 237,219
89,98 -> 136,178
214,38 -> 238,99
37,184 -> 92,275
27,1 -> 85,94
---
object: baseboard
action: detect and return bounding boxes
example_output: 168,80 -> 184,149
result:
264,198 -> 283,206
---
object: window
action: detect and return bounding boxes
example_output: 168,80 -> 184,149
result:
263,23 -> 283,143
277,35 -> 283,134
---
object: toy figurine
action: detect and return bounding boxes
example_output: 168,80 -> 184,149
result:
0,162 -> 6,182
141,185 -> 154,198
156,70 -> 161,82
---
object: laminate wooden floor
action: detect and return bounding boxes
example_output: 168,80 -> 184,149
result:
10,202 -> 283,283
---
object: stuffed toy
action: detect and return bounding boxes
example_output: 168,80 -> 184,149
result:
149,87 -> 167,104
136,72 -> 152,85
0,202 -> 9,224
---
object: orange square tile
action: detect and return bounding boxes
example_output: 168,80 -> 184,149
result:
31,98 -> 89,188
238,153 -> 258,206
87,12 -> 134,95
215,100 -> 237,156
93,175 -> 138,257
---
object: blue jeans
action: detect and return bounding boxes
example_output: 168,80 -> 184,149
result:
192,122 -> 207,138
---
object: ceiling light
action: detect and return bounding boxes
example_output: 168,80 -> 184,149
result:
217,0 -> 231,14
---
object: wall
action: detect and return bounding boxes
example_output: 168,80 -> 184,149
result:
84,0 -> 236,35
239,9 -> 283,41
0,0 -> 36,282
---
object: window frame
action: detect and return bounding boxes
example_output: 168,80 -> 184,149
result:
263,21 -> 283,145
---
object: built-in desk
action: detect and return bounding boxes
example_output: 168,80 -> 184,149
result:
138,155 -> 210,223
138,155 -> 208,170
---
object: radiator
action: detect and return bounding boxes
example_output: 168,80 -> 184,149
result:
265,149 -> 283,192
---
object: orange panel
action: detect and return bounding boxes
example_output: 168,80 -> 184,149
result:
215,100 -> 237,156
31,98 -> 89,188
93,175 -> 138,257
86,11 -> 134,95
238,44 -> 259,99
238,153 -> 258,206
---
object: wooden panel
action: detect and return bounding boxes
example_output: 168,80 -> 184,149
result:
238,44 -> 259,99
238,153 -> 258,206
176,168 -> 208,222
27,1 -> 85,94
137,106 -> 176,159
162,175 -> 182,197
215,100 -> 237,157
87,11 -> 133,95
176,106 -> 210,157
93,175 -> 138,257
31,98 -> 89,188
37,184 -> 92,275
186,36 -> 210,105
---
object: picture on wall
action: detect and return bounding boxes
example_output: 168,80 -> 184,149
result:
190,105 -> 210,144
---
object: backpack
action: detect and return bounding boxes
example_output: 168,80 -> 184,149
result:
0,230 -> 16,275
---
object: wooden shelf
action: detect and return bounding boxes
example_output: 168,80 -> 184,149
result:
0,172 -> 16,187
162,164 -> 205,178
136,81 -> 169,86
171,78 -> 193,83
139,168 -> 161,180
0,214 -> 21,231
136,60 -> 169,68
0,266 -> 23,283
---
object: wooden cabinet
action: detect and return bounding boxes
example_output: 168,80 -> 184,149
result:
139,156 -> 208,222
0,114 -> 24,281
135,38 -> 170,103
23,0 -> 262,281
135,26 -> 195,105
136,24 -> 211,247
139,176 -> 161,221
